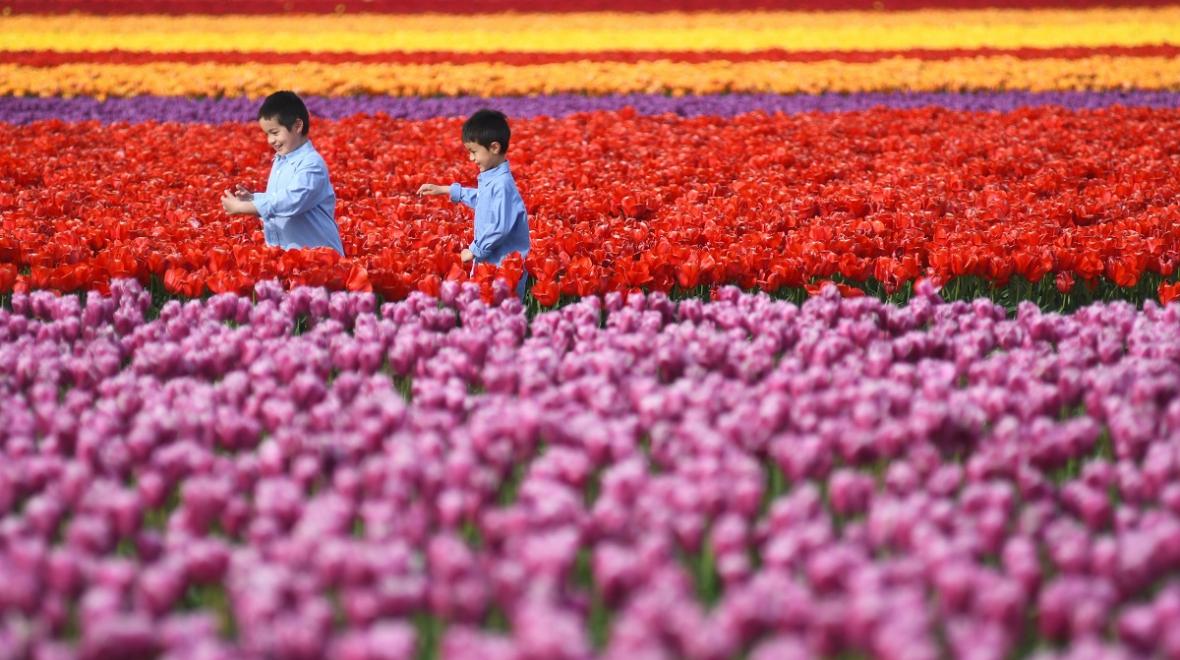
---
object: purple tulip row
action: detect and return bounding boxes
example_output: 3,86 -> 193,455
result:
3,279 -> 1180,658
0,91 -> 1179,124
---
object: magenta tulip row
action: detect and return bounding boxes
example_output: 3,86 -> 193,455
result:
2,279 -> 1179,658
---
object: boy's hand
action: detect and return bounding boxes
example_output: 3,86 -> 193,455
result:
232,184 -> 253,201
417,184 -> 448,197
460,249 -> 474,263
221,189 -> 250,215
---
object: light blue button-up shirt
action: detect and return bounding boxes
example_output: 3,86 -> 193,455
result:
449,161 -> 530,266
252,140 -> 344,256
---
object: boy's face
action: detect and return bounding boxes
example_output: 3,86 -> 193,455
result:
465,141 -> 503,172
259,116 -> 305,156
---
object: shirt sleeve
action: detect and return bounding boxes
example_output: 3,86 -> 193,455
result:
253,163 -> 327,221
449,183 -> 478,209
469,184 -> 515,261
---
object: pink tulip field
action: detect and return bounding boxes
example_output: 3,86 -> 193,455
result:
3,279 -> 1180,658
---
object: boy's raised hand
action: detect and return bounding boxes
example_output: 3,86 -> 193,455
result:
232,184 -> 253,201
417,183 -> 448,197
221,189 -> 252,215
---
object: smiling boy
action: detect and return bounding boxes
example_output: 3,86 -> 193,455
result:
221,91 -> 344,256
417,109 -> 530,294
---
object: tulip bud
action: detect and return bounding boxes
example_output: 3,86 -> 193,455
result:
1117,605 -> 1159,653
79,614 -> 160,660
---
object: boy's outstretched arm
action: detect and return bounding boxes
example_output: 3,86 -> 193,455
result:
448,183 -> 478,209
417,183 -> 478,209
417,184 -> 448,196
221,188 -> 259,216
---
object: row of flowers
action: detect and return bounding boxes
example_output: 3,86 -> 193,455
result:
3,280 -> 1180,657
5,10 -> 1177,54
2,108 -> 1179,305
2,91 -> 1180,125
10,0 -> 1175,13
8,45 -> 1178,66
4,57 -> 1180,99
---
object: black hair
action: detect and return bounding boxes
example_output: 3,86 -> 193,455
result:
258,91 -> 310,136
461,109 -> 510,154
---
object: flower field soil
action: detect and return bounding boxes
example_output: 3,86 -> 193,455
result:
4,281 -> 1180,657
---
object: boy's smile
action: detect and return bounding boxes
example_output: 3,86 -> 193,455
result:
465,141 -> 505,172
259,116 -> 306,156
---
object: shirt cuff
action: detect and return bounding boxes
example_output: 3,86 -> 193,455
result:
252,192 -> 273,219
468,241 -> 485,260
449,183 -> 462,203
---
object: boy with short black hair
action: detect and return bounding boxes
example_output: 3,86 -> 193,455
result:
418,109 -> 530,295
221,90 -> 344,256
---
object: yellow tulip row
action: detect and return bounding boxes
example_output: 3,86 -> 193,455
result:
2,9 -> 1179,53
2,57 -> 1177,98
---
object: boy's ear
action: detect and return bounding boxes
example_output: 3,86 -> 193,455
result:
292,118 -> 305,135
489,141 -> 503,155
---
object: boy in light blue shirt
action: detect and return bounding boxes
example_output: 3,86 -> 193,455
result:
221,91 -> 345,256
418,109 -> 530,297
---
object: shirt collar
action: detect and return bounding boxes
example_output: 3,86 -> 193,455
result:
275,139 -> 314,162
477,160 -> 510,185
